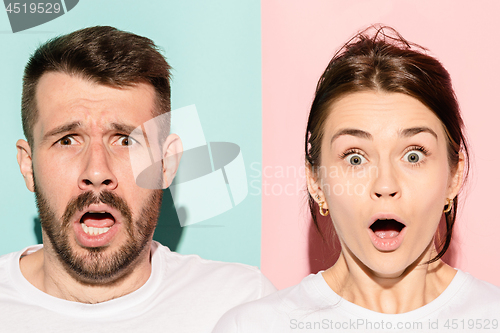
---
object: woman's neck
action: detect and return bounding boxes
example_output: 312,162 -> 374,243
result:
322,248 -> 457,314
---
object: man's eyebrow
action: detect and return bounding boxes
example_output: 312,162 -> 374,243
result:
330,128 -> 373,145
110,123 -> 142,136
400,127 -> 438,140
42,122 -> 144,141
42,121 -> 81,142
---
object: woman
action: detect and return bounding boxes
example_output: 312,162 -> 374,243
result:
213,26 -> 500,332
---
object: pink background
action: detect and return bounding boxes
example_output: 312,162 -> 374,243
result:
261,0 -> 500,289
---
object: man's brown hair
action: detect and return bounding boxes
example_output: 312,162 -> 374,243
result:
22,25 -> 172,147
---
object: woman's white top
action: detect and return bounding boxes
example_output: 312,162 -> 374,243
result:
213,269 -> 500,332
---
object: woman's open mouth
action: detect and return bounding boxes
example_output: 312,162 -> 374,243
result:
368,218 -> 407,251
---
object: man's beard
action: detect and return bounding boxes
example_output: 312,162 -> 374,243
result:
34,180 -> 163,284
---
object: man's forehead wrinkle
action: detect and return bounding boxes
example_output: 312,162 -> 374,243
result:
42,119 -> 144,140
109,122 -> 143,135
34,73 -> 157,147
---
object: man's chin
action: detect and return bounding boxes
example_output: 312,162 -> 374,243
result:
57,243 -> 144,285
35,186 -> 161,285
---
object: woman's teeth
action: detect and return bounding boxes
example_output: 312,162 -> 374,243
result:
374,230 -> 400,239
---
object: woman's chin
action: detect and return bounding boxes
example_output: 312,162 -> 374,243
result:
370,269 -> 407,280
362,258 -> 414,280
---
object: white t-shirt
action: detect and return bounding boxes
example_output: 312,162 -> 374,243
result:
213,270 -> 500,332
0,241 -> 276,333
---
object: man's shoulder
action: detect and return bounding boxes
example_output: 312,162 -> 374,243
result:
0,249 -> 17,263
155,241 -> 275,284
154,241 -> 277,299
0,249 -> 18,283
158,243 -> 261,274
0,246 -> 42,303
0,245 -> 41,274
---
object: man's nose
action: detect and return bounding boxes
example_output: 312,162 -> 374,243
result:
78,142 -> 118,192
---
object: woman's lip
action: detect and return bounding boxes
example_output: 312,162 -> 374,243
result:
368,226 -> 407,251
368,212 -> 406,228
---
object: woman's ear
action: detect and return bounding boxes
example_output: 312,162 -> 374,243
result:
447,152 -> 465,199
17,139 -> 35,192
161,134 -> 183,189
306,163 -> 328,210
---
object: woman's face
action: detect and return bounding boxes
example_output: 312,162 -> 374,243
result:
308,91 -> 462,277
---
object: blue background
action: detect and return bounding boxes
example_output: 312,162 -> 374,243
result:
0,0 -> 263,266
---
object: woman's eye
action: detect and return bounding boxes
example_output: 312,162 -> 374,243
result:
58,136 -> 77,146
347,154 -> 366,166
404,150 -> 424,163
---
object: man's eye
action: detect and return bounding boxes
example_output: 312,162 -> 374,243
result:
58,136 -> 77,145
116,136 -> 136,146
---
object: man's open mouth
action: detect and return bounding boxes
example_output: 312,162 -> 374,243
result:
79,211 -> 116,236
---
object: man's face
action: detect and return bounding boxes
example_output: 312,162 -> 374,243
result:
21,72 -> 166,283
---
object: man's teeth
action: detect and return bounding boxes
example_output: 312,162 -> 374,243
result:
80,223 -> 110,236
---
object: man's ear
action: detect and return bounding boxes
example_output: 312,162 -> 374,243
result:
162,134 -> 183,189
447,151 -> 465,200
306,163 -> 328,210
17,139 -> 35,192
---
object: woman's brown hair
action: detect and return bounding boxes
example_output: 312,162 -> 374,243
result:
305,26 -> 469,263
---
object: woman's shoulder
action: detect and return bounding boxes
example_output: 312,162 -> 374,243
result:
457,269 -> 500,299
445,269 -> 500,315
225,272 -> 333,314
212,272 -> 339,332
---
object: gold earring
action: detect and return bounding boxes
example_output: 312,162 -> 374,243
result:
444,198 -> 453,214
316,195 -> 329,217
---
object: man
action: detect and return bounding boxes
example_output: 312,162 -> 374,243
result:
0,26 -> 275,332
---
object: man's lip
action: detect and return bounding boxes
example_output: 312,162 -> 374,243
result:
72,204 -> 122,225
367,213 -> 406,228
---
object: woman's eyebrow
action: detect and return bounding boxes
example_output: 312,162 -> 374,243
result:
330,127 -> 438,146
330,128 -> 372,145
400,127 -> 438,140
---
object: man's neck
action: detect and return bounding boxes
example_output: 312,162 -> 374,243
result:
19,245 -> 153,304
